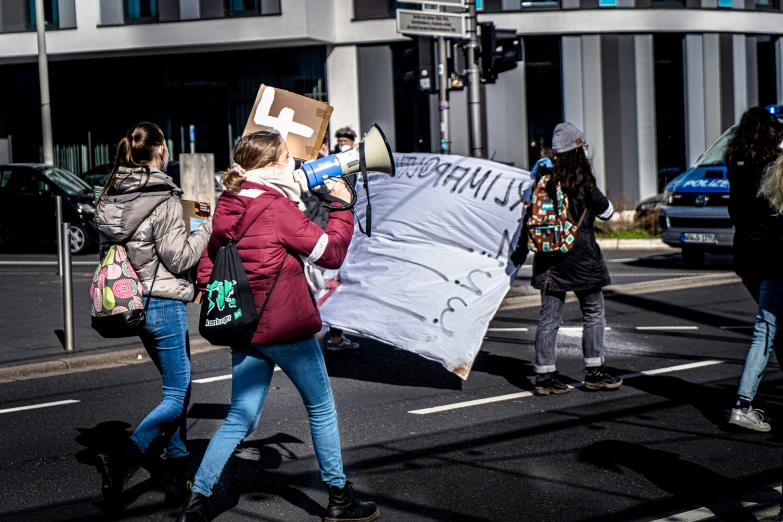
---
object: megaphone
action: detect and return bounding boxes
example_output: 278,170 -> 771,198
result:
293,124 -> 395,193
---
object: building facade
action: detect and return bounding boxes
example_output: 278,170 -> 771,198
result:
0,0 -> 782,202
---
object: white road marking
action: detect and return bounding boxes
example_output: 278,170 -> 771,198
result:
0,399 -> 80,415
194,367 -> 281,384
408,360 -> 723,414
607,258 -> 640,263
0,261 -> 96,266
636,326 -> 699,331
560,327 -> 612,333
650,486 -> 781,522
487,328 -> 529,332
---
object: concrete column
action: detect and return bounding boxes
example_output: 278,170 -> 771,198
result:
684,34 -> 706,166
746,36 -> 759,107
777,37 -> 783,104
326,45 -> 361,151
733,34 -> 748,122
561,36 -> 585,131
582,35 -> 606,190
703,34 -> 723,147
179,0 -> 200,20
635,35 -> 658,201
357,45 -> 397,151
485,65 -> 528,169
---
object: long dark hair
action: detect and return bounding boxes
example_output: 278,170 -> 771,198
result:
98,122 -> 166,204
548,148 -> 596,200
725,106 -> 783,167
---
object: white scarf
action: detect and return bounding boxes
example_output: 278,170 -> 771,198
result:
242,167 -> 306,211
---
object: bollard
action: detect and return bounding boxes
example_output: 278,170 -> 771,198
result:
55,195 -> 64,277
61,222 -> 74,352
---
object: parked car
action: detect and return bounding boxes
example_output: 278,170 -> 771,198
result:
656,104 -> 783,268
0,164 -> 98,254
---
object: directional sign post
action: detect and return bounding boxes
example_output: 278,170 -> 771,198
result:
396,9 -> 469,39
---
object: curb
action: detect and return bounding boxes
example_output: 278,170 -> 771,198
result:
0,339 -> 225,383
596,238 -> 672,250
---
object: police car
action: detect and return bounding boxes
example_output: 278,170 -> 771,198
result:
659,104 -> 783,268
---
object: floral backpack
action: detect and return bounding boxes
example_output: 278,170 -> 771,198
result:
526,174 -> 586,254
89,244 -> 157,338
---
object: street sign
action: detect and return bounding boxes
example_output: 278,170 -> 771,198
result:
397,9 -> 468,39
401,0 -> 468,6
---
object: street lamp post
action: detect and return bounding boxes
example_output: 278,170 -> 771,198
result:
35,0 -> 54,165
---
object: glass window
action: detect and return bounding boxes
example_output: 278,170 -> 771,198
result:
125,0 -> 158,21
41,167 -> 92,195
28,0 -> 59,26
520,0 -> 559,7
600,0 -> 618,6
226,0 -> 260,14
755,0 -> 779,8
0,170 -> 13,188
718,0 -> 732,6
696,130 -> 732,167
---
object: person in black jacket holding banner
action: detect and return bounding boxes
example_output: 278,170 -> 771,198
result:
725,106 -> 783,432
518,122 -> 622,396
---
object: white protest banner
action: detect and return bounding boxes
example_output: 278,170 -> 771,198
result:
318,154 -> 532,379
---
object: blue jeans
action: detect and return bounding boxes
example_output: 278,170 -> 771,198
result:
737,279 -> 783,400
192,335 -> 346,497
130,298 -> 191,459
534,289 -> 606,373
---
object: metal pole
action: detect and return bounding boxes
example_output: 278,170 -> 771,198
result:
465,0 -> 485,158
437,35 -> 451,154
180,126 -> 186,156
61,221 -> 74,352
87,131 -> 93,169
7,135 -> 12,163
35,0 -> 54,165
228,123 -> 234,166
55,195 -> 63,277
189,125 -> 196,153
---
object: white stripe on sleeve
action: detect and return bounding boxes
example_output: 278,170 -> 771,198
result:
597,201 -> 614,220
237,189 -> 264,199
309,234 -> 329,263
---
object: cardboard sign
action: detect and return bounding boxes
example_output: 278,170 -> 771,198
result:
243,84 -> 333,161
182,200 -> 210,237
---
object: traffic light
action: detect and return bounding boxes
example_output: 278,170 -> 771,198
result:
403,36 -> 436,93
478,22 -> 524,83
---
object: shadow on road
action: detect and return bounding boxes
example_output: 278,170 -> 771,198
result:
579,440 -> 773,521
623,252 -> 734,272
323,338 -> 463,391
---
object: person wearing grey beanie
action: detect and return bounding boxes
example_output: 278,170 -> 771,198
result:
528,122 -> 622,396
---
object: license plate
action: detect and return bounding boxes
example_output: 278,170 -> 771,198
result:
682,233 -> 716,244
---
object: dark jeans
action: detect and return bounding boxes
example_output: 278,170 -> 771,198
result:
737,278 -> 783,400
130,298 -> 192,458
534,288 -> 606,374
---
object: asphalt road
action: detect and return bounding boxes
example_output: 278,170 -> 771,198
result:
1,250 -> 781,521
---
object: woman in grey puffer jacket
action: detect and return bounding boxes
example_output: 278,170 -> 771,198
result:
92,122 -> 212,511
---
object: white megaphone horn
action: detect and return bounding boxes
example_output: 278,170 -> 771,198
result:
293,124 -> 395,193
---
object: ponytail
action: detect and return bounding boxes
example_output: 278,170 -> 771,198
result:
222,168 -> 247,194
98,122 -> 165,204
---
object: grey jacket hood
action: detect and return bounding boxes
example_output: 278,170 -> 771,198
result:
97,168 -> 181,243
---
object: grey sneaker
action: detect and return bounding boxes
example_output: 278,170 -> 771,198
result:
728,407 -> 771,432
327,336 -> 360,352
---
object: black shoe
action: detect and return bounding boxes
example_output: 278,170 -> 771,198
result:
165,457 -> 194,507
94,440 -> 142,506
534,373 -> 571,396
178,491 -> 211,522
584,365 -> 623,390
324,481 -> 379,522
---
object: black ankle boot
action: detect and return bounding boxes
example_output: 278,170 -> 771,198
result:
94,440 -> 142,506
165,457 -> 194,507
178,491 -> 211,522
324,481 -> 379,522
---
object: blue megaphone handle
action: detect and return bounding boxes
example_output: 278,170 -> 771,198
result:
301,155 -> 345,189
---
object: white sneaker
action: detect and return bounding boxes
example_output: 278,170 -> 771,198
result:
327,335 -> 360,351
728,407 -> 771,432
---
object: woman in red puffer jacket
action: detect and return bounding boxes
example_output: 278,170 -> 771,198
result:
180,131 -> 379,522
